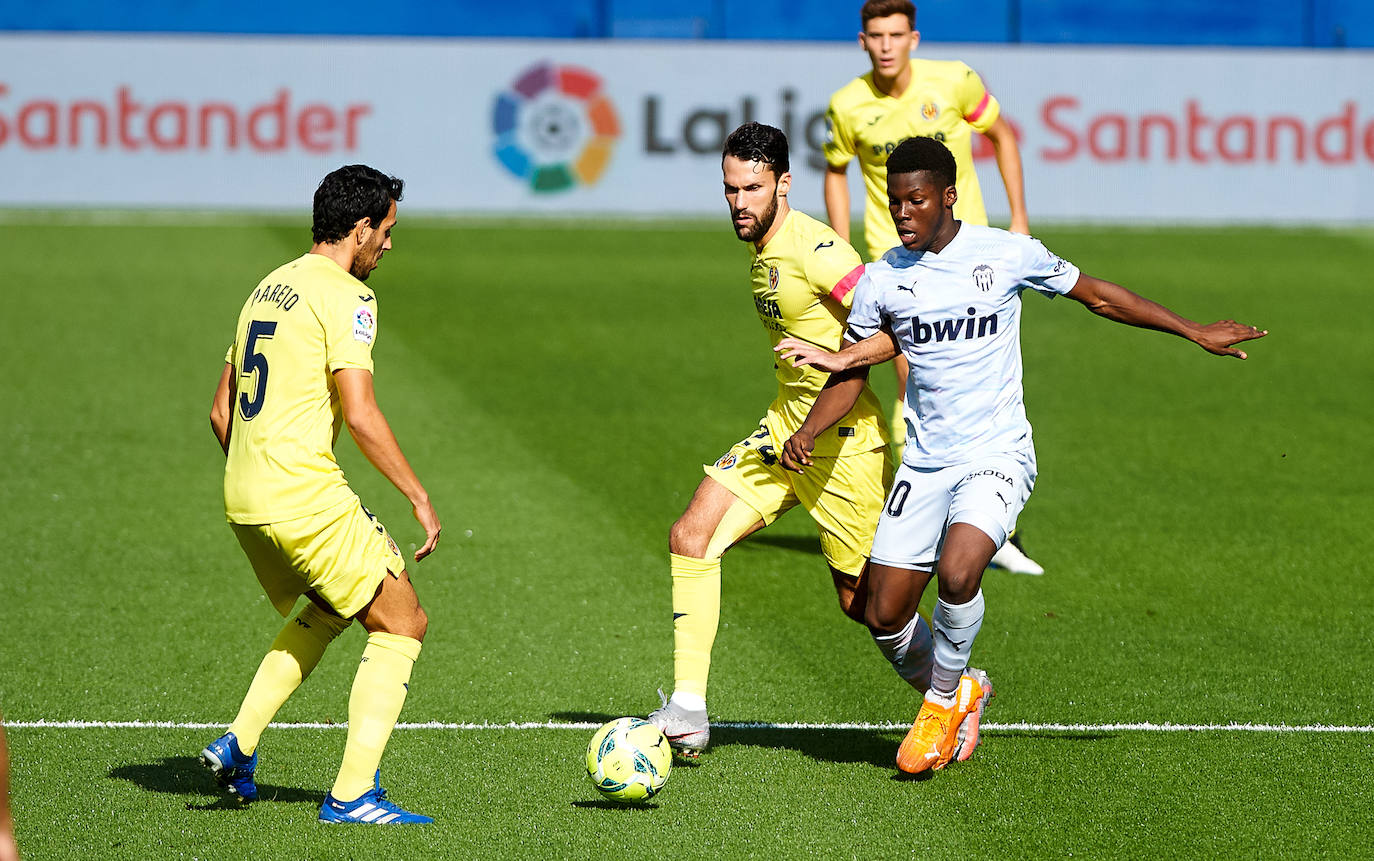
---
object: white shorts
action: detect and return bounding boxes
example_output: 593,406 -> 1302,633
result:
869,453 -> 1036,570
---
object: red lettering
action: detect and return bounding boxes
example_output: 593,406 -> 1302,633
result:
18,100 -> 58,148
1087,113 -> 1128,160
1266,116 -> 1306,162
68,101 -> 109,147
117,86 -> 143,150
198,103 -> 238,149
1138,115 -> 1178,160
1364,120 -> 1374,162
1041,96 -> 1078,162
248,89 -> 289,152
1216,116 -> 1255,163
296,105 -> 336,153
148,102 -> 188,150
1186,100 -> 1211,162
1315,101 -> 1355,163
0,83 -> 7,146
343,104 -> 370,150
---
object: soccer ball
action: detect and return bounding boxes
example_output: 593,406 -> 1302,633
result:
585,717 -> 672,802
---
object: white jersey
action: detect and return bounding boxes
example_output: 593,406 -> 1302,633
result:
847,223 -> 1081,468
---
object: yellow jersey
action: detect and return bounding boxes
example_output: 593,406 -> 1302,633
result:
222,253 -> 378,524
750,209 -> 888,457
825,58 -> 1000,259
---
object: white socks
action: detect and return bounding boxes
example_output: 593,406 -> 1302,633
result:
872,611 -> 934,692
931,590 -> 985,695
670,691 -> 707,712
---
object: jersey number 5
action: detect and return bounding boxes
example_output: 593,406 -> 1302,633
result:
238,320 -> 277,421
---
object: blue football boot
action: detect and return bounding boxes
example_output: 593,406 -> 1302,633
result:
199,731 -> 259,802
319,772 -> 432,825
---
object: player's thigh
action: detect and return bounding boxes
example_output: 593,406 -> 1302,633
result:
271,498 -> 409,621
794,444 -> 892,578
230,521 -> 306,618
682,423 -> 798,556
869,462 -> 960,571
355,568 -> 426,641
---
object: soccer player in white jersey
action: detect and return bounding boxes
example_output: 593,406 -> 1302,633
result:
776,137 -> 1266,774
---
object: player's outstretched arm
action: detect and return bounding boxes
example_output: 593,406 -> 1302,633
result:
781,366 -> 871,474
984,116 -> 1029,234
210,362 -> 235,455
1066,274 -> 1268,359
775,330 -> 899,374
335,368 -> 441,561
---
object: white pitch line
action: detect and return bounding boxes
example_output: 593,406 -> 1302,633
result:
6,719 -> 1373,733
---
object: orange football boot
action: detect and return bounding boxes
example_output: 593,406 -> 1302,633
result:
896,671 -> 989,773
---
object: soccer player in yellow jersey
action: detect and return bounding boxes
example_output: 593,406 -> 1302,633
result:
648,123 -> 892,754
824,0 -> 1045,576
825,0 -> 1027,258
202,165 -> 441,825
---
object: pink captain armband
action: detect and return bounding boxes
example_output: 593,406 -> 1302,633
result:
965,91 -> 992,124
829,264 -> 865,302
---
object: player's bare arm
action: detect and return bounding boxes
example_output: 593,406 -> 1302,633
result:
210,361 -> 235,455
983,116 -> 1029,234
775,329 -> 899,373
780,366 -> 872,473
824,165 -> 852,241
335,367 -> 441,561
1066,274 -> 1268,359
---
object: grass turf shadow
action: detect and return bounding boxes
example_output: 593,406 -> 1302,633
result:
709,726 -> 900,768
109,756 -> 325,808
570,799 -> 661,811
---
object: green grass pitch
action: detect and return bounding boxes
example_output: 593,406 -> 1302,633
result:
1,214 -> 1371,858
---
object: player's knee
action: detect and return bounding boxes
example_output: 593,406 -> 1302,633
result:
864,598 -> 907,635
668,517 -> 709,559
407,606 -> 429,643
935,562 -> 980,605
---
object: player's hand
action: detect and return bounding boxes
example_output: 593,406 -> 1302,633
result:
775,338 -> 846,372
1009,215 -> 1030,235
781,430 -> 816,474
1193,320 -> 1268,359
412,498 -> 441,561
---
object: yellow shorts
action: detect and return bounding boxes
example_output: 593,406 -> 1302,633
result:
703,421 -> 891,576
229,497 -> 405,619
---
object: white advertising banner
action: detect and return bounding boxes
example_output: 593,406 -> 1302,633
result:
1,34 -> 1372,222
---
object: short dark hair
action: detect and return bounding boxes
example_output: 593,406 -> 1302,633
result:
722,122 -> 789,177
862,0 -> 915,29
312,164 -> 404,244
886,136 -> 956,190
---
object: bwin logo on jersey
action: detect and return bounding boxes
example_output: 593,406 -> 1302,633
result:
912,306 -> 998,344
972,264 -> 994,291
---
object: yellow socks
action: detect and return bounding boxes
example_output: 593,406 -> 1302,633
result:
228,602 -> 350,754
670,553 -> 721,701
330,632 -> 422,802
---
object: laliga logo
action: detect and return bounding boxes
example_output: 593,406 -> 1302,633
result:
491,62 -> 621,193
